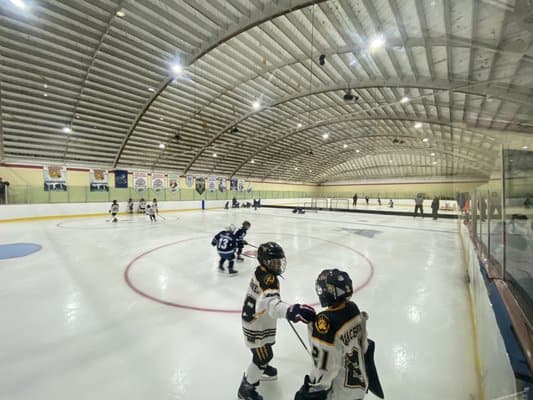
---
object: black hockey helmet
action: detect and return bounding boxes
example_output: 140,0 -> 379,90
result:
315,269 -> 353,307
257,242 -> 286,275
242,220 -> 251,229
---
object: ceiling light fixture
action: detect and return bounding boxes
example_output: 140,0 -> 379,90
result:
116,9 -> 125,17
297,123 -> 302,128
423,137 -> 429,142
231,126 -> 239,134
251,159 -> 255,164
159,143 -> 165,149
433,161 -> 438,165
431,152 -> 435,156
369,36 -> 385,51
343,144 -> 348,148
319,54 -> 326,65
160,117 -> 164,121
172,64 -> 183,75
522,145 -> 529,149
414,122 -> 423,129
148,87 -> 155,92
10,0 -> 26,9
43,93 -> 48,97
400,96 -> 409,103
356,149 -> 360,153
322,133 -> 329,139
252,100 -> 261,110
62,126 -> 71,133
213,153 -> 217,157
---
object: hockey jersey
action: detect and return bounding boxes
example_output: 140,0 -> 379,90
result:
234,227 -> 248,246
241,266 -> 290,348
212,230 -> 236,255
306,301 -> 368,400
110,203 -> 119,213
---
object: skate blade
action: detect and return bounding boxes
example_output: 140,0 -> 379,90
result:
260,375 -> 277,381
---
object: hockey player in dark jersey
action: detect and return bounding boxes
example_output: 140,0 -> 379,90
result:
294,269 -> 384,400
238,242 -> 316,400
235,220 -> 251,261
211,224 -> 238,275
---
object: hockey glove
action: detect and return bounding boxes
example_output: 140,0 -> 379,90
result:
286,304 -> 316,324
211,238 -> 217,246
294,375 -> 329,400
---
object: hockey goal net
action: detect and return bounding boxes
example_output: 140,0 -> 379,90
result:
330,198 -> 350,209
303,198 -> 328,212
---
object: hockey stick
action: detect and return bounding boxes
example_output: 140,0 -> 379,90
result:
246,243 -> 258,248
158,214 -> 166,220
287,320 -> 310,356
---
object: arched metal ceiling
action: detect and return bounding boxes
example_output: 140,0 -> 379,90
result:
1,0 -> 532,183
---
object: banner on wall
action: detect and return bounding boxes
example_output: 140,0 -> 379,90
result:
133,171 -> 148,192
186,175 -> 194,188
168,173 -> 179,192
151,173 -> 165,192
238,178 -> 244,192
219,177 -> 226,192
89,169 -> 109,192
230,178 -> 238,191
43,165 -> 67,191
195,177 -> 205,194
114,170 -> 128,188
247,182 -> 252,193
207,176 -> 217,192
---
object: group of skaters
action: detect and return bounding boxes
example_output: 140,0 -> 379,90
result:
211,220 -> 251,275
352,193 -> 394,208
225,197 -> 261,210
212,232 -> 384,400
108,198 -> 160,223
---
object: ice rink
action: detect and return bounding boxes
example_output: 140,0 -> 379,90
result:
0,207 -> 479,400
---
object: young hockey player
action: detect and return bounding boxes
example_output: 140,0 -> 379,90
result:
127,198 -> 134,214
294,268 -> 383,400
235,220 -> 251,261
109,200 -> 119,223
238,242 -> 316,400
146,204 -> 156,222
211,224 -> 238,275
152,198 -> 159,214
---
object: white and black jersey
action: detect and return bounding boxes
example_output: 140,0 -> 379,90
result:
110,203 -> 119,216
241,266 -> 290,348
306,302 -> 368,400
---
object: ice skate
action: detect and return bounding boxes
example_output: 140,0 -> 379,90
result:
237,375 -> 262,400
228,267 -> 239,276
260,365 -> 277,381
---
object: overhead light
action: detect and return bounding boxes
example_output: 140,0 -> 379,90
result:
322,133 -> 329,139
432,161 -> 438,165
43,83 -> 48,89
252,100 -> 261,110
75,114 -> 80,119
116,9 -> 125,17
213,153 -> 217,157
62,126 -> 71,133
309,169 -> 312,173
400,96 -> 409,103
356,149 -> 360,153
389,159 -> 393,163
423,137 -> 429,142
343,144 -> 348,148
431,152 -> 435,156
171,64 -> 183,75
9,0 -> 26,9
369,36 -> 385,51
522,145 -> 529,149
414,122 -> 423,129
297,123 -> 302,128
294,167 -> 298,170
148,87 -> 155,92
160,117 -> 164,121
43,93 -> 48,97
159,143 -> 165,149
231,126 -> 239,134
251,159 -> 255,164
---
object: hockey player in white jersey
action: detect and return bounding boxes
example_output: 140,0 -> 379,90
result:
294,268 -> 384,400
109,200 -> 119,223
237,242 -> 316,400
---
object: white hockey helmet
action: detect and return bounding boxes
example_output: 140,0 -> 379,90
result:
226,224 -> 236,233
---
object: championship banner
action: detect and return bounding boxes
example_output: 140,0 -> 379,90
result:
186,175 -> 194,188
151,172 -> 165,192
133,171 -> 148,192
219,177 -> 227,192
168,173 -> 179,192
43,165 -> 67,191
195,177 -> 205,194
238,178 -> 245,192
89,169 -> 109,192
114,170 -> 128,188
207,176 -> 217,192
230,178 -> 238,191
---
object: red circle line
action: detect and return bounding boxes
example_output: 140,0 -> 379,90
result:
124,233 -> 375,313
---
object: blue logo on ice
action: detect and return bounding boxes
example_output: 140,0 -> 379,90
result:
0,243 -> 42,260
340,228 -> 382,238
